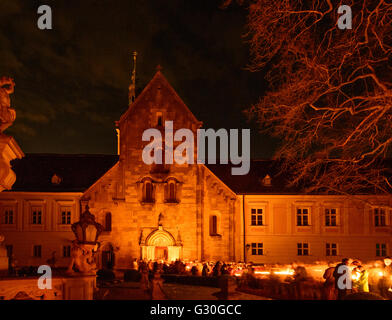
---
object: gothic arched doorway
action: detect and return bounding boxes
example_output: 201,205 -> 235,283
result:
141,227 -> 182,261
101,243 -> 115,269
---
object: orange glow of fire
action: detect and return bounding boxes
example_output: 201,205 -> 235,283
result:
273,269 -> 294,276
254,271 -> 270,275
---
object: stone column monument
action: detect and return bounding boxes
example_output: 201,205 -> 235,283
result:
0,76 -> 24,191
63,205 -> 104,299
0,235 -> 8,275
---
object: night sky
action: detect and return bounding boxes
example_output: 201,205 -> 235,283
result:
0,0 -> 276,158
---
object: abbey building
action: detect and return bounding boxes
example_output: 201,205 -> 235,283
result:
0,70 -> 391,270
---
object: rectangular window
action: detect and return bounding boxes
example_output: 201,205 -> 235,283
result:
156,112 -> 163,127
326,243 -> 337,256
297,243 -> 309,256
210,215 -> 218,235
251,208 -> 263,226
32,209 -> 42,225
63,245 -> 71,258
297,208 -> 309,226
61,210 -> 71,225
3,208 -> 14,225
325,208 -> 337,226
376,243 -> 387,257
251,243 -> 263,255
374,208 -> 386,227
33,245 -> 42,258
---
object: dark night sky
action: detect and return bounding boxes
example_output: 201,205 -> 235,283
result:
0,0 -> 277,158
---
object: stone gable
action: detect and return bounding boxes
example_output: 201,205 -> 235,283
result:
83,71 -> 236,268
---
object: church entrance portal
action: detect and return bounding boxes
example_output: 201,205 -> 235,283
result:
141,227 -> 182,261
155,246 -> 168,260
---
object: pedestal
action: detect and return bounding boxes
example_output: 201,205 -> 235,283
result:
0,250 -> 7,272
0,235 -> 8,274
213,275 -> 241,300
63,274 -> 96,300
0,134 -> 24,191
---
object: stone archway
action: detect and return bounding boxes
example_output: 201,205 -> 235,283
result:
141,227 -> 182,261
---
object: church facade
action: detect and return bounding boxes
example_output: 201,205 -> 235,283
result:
0,70 -> 391,270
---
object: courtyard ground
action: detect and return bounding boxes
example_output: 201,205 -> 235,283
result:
97,281 -> 271,300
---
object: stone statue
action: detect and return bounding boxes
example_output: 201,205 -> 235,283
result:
0,77 -> 16,133
0,234 -> 9,272
66,240 -> 97,274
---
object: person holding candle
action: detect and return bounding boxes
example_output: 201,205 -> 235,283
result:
352,265 -> 369,293
379,257 -> 392,298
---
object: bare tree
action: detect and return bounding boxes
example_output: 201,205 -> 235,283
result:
242,0 -> 392,195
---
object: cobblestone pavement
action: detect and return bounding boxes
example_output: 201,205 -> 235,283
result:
98,281 -> 271,300
97,281 -> 150,300
163,283 -> 272,300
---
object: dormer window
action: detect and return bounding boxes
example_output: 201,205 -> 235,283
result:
261,174 -> 272,186
51,174 -> 62,185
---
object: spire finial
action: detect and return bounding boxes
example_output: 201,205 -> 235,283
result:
128,51 -> 137,104
156,64 -> 162,72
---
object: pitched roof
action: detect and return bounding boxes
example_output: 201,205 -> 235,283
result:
206,160 -> 298,194
7,154 -> 293,194
119,70 -> 201,125
10,155 -> 388,195
9,154 -> 118,192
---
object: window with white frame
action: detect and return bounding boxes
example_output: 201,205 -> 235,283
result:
1,207 -> 14,224
326,243 -> 338,256
374,208 -> 387,227
33,245 -> 42,258
31,207 -> 42,225
325,208 -> 337,226
297,243 -> 309,256
63,245 -> 71,258
376,243 -> 387,257
251,208 -> 263,226
60,208 -> 71,225
251,243 -> 263,255
296,208 -> 309,226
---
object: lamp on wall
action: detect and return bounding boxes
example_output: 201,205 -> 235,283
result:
246,244 -> 251,250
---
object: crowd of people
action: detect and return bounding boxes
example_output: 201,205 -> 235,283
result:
130,257 -> 392,300
321,257 -> 392,300
132,258 -> 246,278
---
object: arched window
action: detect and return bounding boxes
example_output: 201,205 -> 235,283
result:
210,215 -> 218,235
105,212 -> 112,231
168,181 -> 176,202
144,180 -> 154,203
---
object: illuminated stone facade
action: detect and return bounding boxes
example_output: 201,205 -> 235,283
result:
83,71 -> 237,268
0,70 -> 391,269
